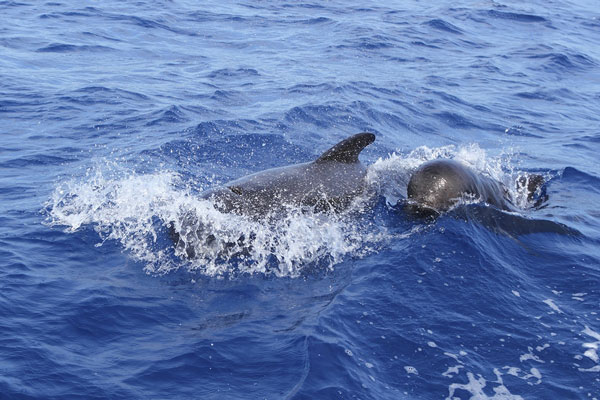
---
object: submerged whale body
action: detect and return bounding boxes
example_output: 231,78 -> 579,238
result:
406,159 -> 544,217
171,132 -> 376,257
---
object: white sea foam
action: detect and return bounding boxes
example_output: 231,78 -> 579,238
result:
444,346 -> 544,398
446,369 -> 525,400
542,298 -> 564,314
45,162 -> 389,277
579,326 -> 600,372
442,365 -> 463,378
503,366 -> 542,385
519,346 -> 545,363
404,366 -> 418,375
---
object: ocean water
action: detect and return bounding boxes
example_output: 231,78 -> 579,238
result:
1,0 -> 600,398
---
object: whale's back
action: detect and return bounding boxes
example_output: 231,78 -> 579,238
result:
203,161 -> 368,216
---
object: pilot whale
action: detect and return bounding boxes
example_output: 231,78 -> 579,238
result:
170,132 -> 376,257
199,132 -> 376,216
406,159 -> 544,217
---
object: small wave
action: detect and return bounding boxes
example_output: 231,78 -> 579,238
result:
300,17 -> 332,25
515,91 -> 558,102
58,86 -> 150,107
560,167 -> 600,191
433,111 -> 481,129
39,10 -> 96,19
73,86 -> 150,100
287,83 -> 336,94
206,68 -> 260,80
81,31 -> 122,43
145,105 -> 189,126
210,89 -> 249,106
36,43 -> 115,53
1,154 -> 78,169
424,19 -> 463,34
0,1 -> 29,6
336,35 -> 397,51
0,98 -> 49,112
514,88 -> 581,102
283,103 -> 373,133
532,52 -> 597,72
109,14 -> 196,36
284,105 -> 341,128
280,3 -> 325,10
410,40 -> 441,49
577,134 -> 600,144
486,10 -> 547,23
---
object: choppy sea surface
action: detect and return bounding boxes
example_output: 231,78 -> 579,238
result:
2,0 -> 600,398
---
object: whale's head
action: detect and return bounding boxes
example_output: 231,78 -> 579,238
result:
406,159 -> 477,216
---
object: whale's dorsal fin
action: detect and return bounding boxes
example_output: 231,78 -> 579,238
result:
315,132 -> 375,164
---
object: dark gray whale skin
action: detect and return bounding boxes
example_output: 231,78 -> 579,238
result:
405,159 -> 578,236
406,159 -> 544,216
200,132 -> 376,217
170,133 -> 375,257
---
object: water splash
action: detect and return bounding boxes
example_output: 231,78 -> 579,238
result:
44,161 -> 385,277
44,145 -> 546,276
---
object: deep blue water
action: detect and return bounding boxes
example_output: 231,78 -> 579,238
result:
2,0 -> 600,398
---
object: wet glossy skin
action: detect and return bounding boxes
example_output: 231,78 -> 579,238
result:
200,132 -> 376,217
407,159 -> 511,215
201,160 -> 369,216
